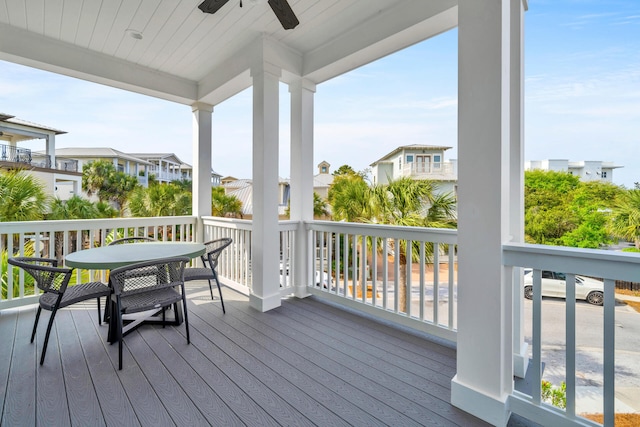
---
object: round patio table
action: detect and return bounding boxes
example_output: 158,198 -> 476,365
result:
65,241 -> 205,270
65,241 -> 206,343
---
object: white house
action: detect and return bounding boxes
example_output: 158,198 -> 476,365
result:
370,144 -> 458,195
53,147 -> 152,191
222,177 -> 290,218
525,159 -> 622,183
0,114 -> 81,200
313,161 -> 333,200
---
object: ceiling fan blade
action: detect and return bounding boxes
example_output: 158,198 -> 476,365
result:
198,0 -> 230,14
267,0 -> 299,30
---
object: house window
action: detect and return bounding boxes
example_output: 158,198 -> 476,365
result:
433,155 -> 441,169
406,155 -> 414,162
601,171 -> 607,178
321,166 -> 327,173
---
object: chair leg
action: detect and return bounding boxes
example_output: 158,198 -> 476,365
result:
116,300 -> 123,370
207,279 -> 214,300
213,271 -> 225,314
103,295 -> 111,323
181,292 -> 190,344
40,306 -> 59,365
31,307 -> 42,343
96,297 -> 102,326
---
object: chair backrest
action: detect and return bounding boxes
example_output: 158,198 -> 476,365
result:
202,238 -> 233,269
7,257 -> 73,295
108,236 -> 156,246
108,256 -> 189,296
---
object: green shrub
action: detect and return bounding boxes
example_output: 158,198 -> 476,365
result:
541,380 -> 566,409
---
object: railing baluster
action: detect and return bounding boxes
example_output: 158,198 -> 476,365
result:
448,245 -> 455,329
532,269 -> 542,405
360,234 -> 366,303
565,273 -> 576,417
372,237 -> 378,306
393,238 -> 399,313
406,240 -> 412,317
382,237 -> 388,310
419,241 -> 425,321
433,244 -> 440,325
603,278 -> 615,427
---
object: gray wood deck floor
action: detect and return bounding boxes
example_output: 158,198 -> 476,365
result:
0,282 -> 536,426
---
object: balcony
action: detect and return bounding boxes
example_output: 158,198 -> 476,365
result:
402,161 -> 457,181
2,216 -> 639,426
0,143 -> 79,173
1,281 -> 496,426
0,143 -> 31,165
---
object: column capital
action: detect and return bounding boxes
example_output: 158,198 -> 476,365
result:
191,102 -> 213,113
250,61 -> 282,79
289,78 -> 316,93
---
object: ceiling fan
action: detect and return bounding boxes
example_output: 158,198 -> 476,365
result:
198,0 -> 299,30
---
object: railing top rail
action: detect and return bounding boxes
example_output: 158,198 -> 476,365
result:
306,220 -> 458,244
0,215 -> 198,233
503,242 -> 640,282
202,216 -> 252,231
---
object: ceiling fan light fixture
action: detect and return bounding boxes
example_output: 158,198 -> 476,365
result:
125,29 -> 143,40
198,0 -> 298,30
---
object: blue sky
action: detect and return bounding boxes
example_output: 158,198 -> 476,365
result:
1,1 -> 639,187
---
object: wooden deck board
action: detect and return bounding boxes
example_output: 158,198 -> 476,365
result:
0,282 -> 523,427
0,309 -> 17,421
230,302 -> 457,426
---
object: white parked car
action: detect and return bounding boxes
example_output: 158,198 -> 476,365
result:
523,269 -> 604,305
279,264 -> 331,288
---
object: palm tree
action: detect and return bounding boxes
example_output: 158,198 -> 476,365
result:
327,174 -> 372,222
608,189 -> 640,249
128,183 -> 192,217
313,192 -> 330,218
0,170 -> 49,222
47,195 -> 118,260
211,187 -> 242,218
82,160 -> 116,201
329,176 -> 457,312
370,177 -> 457,312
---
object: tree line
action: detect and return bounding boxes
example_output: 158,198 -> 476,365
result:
0,160 -> 243,221
2,161 -> 640,252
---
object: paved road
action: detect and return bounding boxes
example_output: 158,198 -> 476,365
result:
523,297 -> 640,413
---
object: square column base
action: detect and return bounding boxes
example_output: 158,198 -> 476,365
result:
451,375 -> 510,427
250,292 -> 281,312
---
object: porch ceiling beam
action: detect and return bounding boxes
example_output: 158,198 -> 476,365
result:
302,0 -> 458,83
0,125 -> 49,140
0,23 -> 198,105
198,36 -> 303,105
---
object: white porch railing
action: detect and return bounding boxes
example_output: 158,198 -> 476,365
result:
504,243 -> 640,427
203,217 -> 459,342
306,220 -> 458,342
402,161 -> 457,180
201,217 -> 299,296
4,215 -> 640,426
1,216 -> 197,309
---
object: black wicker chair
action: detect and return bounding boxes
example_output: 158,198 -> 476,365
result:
108,256 -> 190,370
108,236 -> 156,245
183,238 -> 232,313
7,257 -> 111,365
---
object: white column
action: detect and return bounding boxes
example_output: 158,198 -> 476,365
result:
510,0 -> 528,380
250,62 -> 282,312
451,1 -> 516,425
46,133 -> 55,168
192,102 -> 213,241
289,78 -> 316,298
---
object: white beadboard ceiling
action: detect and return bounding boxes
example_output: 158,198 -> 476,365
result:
0,0 -> 457,105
